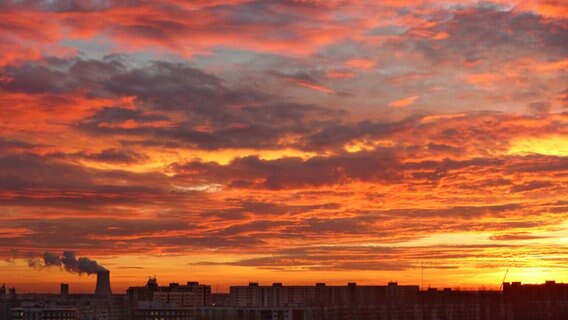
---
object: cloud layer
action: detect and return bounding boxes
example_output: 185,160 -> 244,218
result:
0,0 -> 567,291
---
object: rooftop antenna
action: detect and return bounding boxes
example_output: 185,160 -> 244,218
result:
421,262 -> 424,291
499,269 -> 509,292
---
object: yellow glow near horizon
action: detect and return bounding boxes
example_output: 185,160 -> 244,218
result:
508,135 -> 568,156
344,140 -> 395,153
77,147 -> 319,173
509,268 -> 558,284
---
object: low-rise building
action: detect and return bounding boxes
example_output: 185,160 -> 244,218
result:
126,278 -> 211,320
11,307 -> 79,320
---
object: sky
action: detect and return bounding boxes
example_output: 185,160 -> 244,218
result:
0,0 -> 567,294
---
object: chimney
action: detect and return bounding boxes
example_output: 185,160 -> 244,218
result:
95,270 -> 112,297
60,283 -> 69,299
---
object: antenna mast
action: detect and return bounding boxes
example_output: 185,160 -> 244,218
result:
421,262 -> 424,291
499,269 -> 509,292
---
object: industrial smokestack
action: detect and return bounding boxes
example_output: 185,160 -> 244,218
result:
60,283 -> 69,299
26,251 -> 112,297
95,270 -> 112,297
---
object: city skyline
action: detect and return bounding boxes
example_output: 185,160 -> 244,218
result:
3,266 -> 567,295
6,278 -> 568,320
1,0 -> 567,294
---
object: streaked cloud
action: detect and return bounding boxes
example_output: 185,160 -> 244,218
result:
0,0 -> 566,291
388,95 -> 419,108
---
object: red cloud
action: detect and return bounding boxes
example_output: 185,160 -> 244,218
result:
388,95 -> 419,108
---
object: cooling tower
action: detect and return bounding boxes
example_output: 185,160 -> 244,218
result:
94,270 -> 112,297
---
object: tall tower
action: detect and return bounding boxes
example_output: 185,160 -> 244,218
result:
60,283 -> 69,299
95,270 -> 112,297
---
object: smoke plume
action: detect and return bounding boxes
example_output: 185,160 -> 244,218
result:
40,251 -> 107,275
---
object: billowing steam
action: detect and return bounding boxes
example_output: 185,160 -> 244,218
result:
29,251 -> 107,275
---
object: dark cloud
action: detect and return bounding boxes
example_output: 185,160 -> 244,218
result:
0,0 -> 117,12
510,181 -> 554,193
57,148 -> 149,164
170,151 -> 402,189
169,151 -> 567,191
527,102 -> 552,115
0,152 -> 94,190
0,151 -> 175,212
0,152 -> 149,190
81,107 -> 171,126
200,200 -> 340,220
489,233 -> 547,241
1,57 -> 123,94
0,137 -> 37,151
301,117 -> 419,151
506,155 -> 568,173
1,218 -> 196,253
409,6 -> 568,65
3,56 -> 563,154
81,148 -> 147,164
0,58 -> 340,150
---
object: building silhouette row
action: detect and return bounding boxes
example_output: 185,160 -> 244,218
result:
2,279 -> 568,320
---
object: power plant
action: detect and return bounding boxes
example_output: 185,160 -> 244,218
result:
94,270 -> 112,297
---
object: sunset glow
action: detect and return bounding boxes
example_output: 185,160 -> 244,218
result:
0,0 -> 567,294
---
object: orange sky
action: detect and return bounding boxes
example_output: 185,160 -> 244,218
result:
0,0 -> 567,294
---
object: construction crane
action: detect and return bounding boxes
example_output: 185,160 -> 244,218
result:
499,269 -> 509,292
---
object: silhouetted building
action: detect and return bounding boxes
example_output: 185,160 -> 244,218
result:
503,281 -> 568,319
7,279 -> 568,320
1,284 -> 19,320
8,291 -> 126,320
200,282 -> 422,320
196,281 -> 568,320
60,284 -> 69,300
11,307 -> 79,320
78,297 -> 127,320
0,284 -> 9,320
133,302 -> 195,320
420,287 -> 501,320
197,306 -> 311,320
153,282 -> 211,307
127,278 -> 211,320
228,281 -> 420,308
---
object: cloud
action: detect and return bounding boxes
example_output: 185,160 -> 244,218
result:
1,0 -> 567,284
388,95 -> 419,108
62,148 -> 149,164
0,0 -> 359,58
2,57 -> 345,150
489,233 -> 547,241
345,58 -> 376,71
191,242 -> 566,272
325,70 -> 354,79
285,77 -> 336,94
